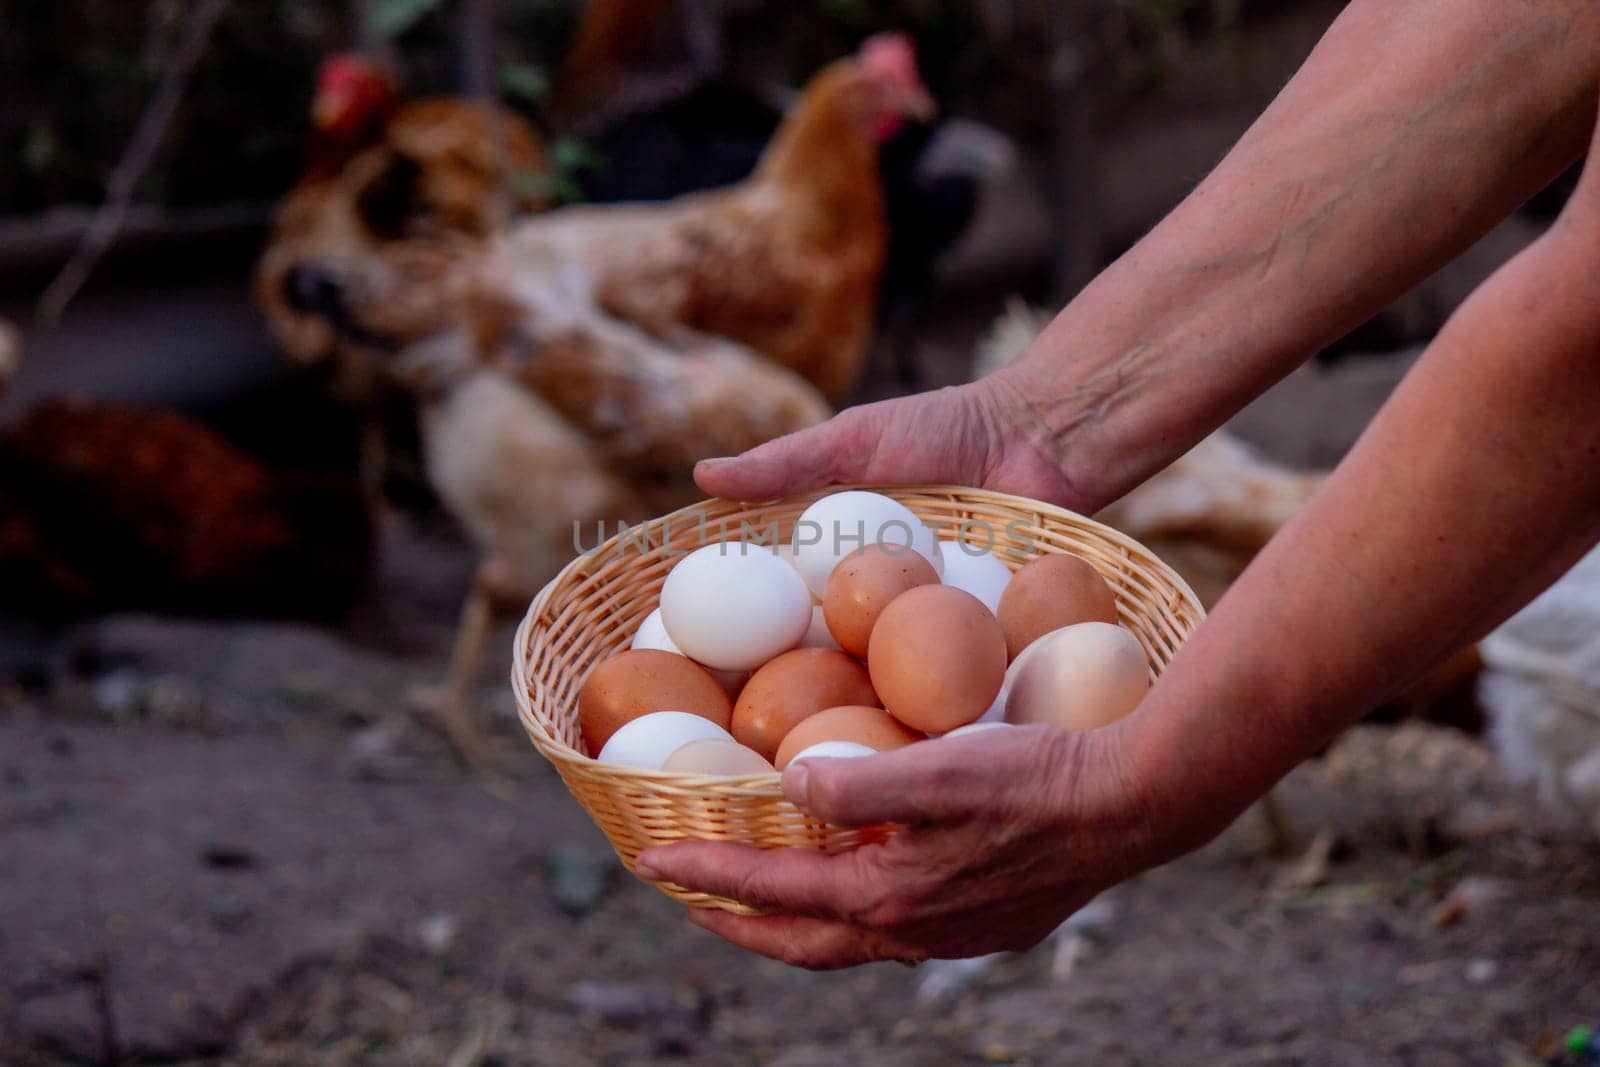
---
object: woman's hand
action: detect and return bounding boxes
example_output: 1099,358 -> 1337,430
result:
690,0 -> 1600,516
692,369 -> 1104,512
633,723 -> 1187,970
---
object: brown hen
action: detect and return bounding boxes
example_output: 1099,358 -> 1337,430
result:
255,56 -> 551,371
307,34 -> 932,399
265,36 -> 936,761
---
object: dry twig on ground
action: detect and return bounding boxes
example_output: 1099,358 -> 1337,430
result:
37,0 -> 229,321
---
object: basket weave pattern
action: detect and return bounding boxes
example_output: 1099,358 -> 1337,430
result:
512,485 -> 1205,912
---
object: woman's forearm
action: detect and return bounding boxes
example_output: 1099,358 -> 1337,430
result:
1124,191 -> 1600,847
1000,0 -> 1598,509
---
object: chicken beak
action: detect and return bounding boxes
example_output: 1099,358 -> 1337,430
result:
902,84 -> 937,123
312,91 -> 344,130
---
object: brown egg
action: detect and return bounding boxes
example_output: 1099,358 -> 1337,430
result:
996,554 -> 1119,661
868,585 -> 1007,733
774,705 -> 923,769
822,543 -> 940,657
731,648 -> 879,761
578,649 -> 733,756
661,739 -> 775,775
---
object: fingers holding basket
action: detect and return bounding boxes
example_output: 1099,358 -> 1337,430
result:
633,724 -> 1158,968
687,908 -> 929,970
635,840 -> 889,919
782,726 -> 1071,827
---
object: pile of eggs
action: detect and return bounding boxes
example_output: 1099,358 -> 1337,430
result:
578,491 -> 1152,774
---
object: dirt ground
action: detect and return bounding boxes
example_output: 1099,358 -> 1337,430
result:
6,243 -> 1593,1067
5,6 -> 1596,1059
3,486 -> 1599,1066
5,256 -> 1595,1067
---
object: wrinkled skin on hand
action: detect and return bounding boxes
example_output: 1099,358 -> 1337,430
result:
649,370 -> 1182,969
635,724 -> 1179,970
691,372 -> 1095,512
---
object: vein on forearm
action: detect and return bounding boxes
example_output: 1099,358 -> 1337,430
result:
1010,0 -> 1598,507
1131,213 -> 1600,839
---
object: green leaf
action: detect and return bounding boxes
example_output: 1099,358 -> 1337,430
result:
370,0 -> 448,38
1565,1026 -> 1594,1055
512,169 -> 584,205
497,62 -> 549,103
548,136 -> 603,175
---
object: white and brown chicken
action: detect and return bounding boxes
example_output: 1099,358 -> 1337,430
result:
258,37 -> 937,759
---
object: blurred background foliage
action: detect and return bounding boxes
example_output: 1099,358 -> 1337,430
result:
2,1 -> 342,212
0,0 -> 1271,218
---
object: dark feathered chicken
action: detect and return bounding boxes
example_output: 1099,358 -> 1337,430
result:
0,400 -> 372,620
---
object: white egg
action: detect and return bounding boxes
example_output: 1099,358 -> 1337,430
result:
595,711 -> 737,769
788,740 -> 878,764
630,607 -> 683,654
798,604 -> 842,651
789,491 -> 943,599
772,541 -> 822,604
941,722 -> 1013,739
1005,622 -> 1150,731
938,540 -> 1013,615
660,542 -> 813,671
634,607 -> 747,695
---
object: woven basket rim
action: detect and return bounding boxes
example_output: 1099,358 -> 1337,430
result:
511,483 -> 1205,786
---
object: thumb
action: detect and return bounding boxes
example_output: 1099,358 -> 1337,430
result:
782,731 -> 1026,826
695,411 -> 870,501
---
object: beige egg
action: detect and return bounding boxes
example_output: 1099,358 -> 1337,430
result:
661,738 -> 775,775
578,649 -> 733,756
774,705 -> 923,769
822,543 -> 940,657
867,585 -> 1007,733
732,648 -> 879,762
996,554 -> 1119,661
1005,622 -> 1150,731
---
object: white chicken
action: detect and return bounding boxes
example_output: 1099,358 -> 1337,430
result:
369,306 -> 827,763
974,300 -> 1325,608
1479,544 -> 1600,841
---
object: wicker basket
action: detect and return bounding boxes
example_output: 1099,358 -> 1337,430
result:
511,485 -> 1205,913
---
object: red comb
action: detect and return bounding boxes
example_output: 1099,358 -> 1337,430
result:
859,32 -> 918,84
317,53 -> 390,92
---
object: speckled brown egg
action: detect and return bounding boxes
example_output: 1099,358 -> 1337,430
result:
731,648 -> 879,761
996,554 -> 1119,661
578,649 -> 733,756
867,585 -> 1007,733
822,543 -> 940,657
774,705 -> 923,769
